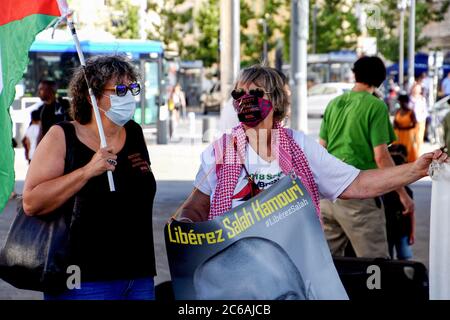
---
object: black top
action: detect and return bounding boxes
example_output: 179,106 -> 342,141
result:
39,99 -> 71,139
57,121 -> 157,281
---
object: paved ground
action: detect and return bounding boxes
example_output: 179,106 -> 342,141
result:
0,114 -> 440,299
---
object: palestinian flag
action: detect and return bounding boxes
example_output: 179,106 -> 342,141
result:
0,1 -> 64,213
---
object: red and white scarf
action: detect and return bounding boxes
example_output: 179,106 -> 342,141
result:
209,122 -> 320,220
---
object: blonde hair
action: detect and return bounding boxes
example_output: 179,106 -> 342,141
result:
235,65 -> 289,122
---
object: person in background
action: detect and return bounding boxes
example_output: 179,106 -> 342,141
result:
382,144 -> 414,260
386,77 -> 400,114
410,83 -> 429,154
393,93 -> 418,163
22,110 -> 41,164
171,83 -> 187,120
37,79 -> 72,142
319,56 -> 414,258
417,72 -> 431,102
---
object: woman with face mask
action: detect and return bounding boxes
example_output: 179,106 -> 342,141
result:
22,55 -> 157,300
177,65 -> 447,224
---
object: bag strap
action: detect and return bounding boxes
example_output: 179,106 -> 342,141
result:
56,121 -> 77,174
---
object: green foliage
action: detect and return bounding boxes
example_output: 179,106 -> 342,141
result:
189,0 -> 220,67
280,0 -> 450,62
240,0 -> 290,67
146,0 -> 449,67
106,0 -> 140,39
367,0 -> 450,62
147,0 -> 194,58
311,0 -> 360,53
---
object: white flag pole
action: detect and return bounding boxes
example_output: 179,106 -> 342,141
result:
56,1 -> 115,191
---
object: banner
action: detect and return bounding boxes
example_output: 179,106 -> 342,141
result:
429,162 -> 450,299
165,175 -> 348,300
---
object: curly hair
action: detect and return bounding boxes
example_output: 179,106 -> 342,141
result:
69,55 -> 139,124
234,65 -> 289,122
352,56 -> 386,88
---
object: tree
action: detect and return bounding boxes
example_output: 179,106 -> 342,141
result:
366,0 -> 450,62
240,0 -> 290,67
106,0 -> 140,39
147,0 -> 194,59
280,0 -> 449,62
189,0 -> 220,67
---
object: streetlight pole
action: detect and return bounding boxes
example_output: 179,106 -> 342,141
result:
313,4 -> 318,54
398,0 -> 407,89
407,0 -> 416,89
263,19 -> 268,62
290,0 -> 308,133
220,0 -> 240,108
259,13 -> 269,63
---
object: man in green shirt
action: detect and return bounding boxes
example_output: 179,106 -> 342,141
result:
319,56 -> 414,258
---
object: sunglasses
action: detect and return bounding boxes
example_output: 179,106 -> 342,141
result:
231,88 -> 270,100
104,82 -> 141,97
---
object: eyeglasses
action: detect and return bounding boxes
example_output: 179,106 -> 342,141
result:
104,82 -> 141,97
231,88 -> 271,100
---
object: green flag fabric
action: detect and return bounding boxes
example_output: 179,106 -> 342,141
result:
0,1 -> 61,213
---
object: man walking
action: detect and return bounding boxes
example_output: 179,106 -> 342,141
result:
319,56 -> 414,258
37,79 -> 71,142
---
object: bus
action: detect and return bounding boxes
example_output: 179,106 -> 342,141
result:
12,38 -> 165,139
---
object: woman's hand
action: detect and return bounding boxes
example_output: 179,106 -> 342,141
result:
411,148 -> 449,178
83,147 -> 117,179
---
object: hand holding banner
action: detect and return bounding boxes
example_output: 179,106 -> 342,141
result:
165,175 -> 348,300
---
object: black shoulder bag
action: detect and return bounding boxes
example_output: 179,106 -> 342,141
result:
0,122 -> 77,293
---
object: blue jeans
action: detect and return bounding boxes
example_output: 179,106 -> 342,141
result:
389,236 -> 413,260
44,277 -> 155,300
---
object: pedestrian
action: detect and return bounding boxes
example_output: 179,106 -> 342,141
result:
382,144 -> 414,260
417,72 -> 431,102
441,71 -> 450,98
410,83 -> 429,154
37,79 -> 72,142
22,55 -> 157,300
386,77 -> 400,114
21,109 -> 41,164
393,92 -> 418,162
171,83 -> 187,120
175,64 -> 447,237
319,56 -> 414,258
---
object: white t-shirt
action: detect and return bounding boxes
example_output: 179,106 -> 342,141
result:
25,123 -> 40,159
410,96 -> 429,123
194,130 -> 360,209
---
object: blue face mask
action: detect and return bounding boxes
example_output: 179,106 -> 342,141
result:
101,91 -> 136,126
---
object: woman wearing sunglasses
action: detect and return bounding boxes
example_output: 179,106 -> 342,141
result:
22,55 -> 157,300
177,64 -> 447,223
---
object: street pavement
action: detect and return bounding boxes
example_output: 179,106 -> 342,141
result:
0,114 -> 439,299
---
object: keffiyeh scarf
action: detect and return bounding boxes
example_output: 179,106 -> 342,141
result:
209,122 -> 320,220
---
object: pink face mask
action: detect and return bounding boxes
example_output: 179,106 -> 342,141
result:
233,94 -> 273,127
